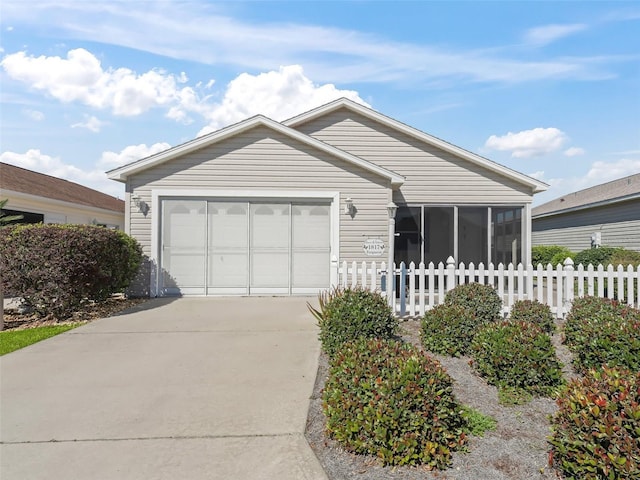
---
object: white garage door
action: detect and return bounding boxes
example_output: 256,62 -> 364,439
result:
160,199 -> 331,296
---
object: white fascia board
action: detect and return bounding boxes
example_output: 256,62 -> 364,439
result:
285,98 -> 548,194
107,115 -> 404,187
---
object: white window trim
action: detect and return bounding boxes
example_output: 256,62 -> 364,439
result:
149,189 -> 340,297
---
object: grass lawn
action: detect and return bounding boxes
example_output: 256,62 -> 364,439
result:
0,324 -> 82,355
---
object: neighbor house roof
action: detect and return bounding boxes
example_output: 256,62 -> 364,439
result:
284,98 -> 549,194
532,172 -> 640,218
107,114 -> 405,186
0,162 -> 125,213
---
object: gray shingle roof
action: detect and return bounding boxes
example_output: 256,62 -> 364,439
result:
532,172 -> 640,218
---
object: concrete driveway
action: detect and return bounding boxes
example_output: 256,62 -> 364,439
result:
1,297 -> 327,480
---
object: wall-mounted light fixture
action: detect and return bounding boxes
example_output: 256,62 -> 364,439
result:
387,201 -> 397,219
344,197 -> 354,215
131,193 -> 149,215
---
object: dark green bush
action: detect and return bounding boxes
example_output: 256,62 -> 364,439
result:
421,304 -> 478,356
550,251 -> 575,266
444,283 -> 502,324
608,249 -> 640,267
0,224 -> 143,319
323,338 -> 468,468
470,320 -> 564,399
563,297 -> 640,374
532,245 -> 574,266
309,287 -> 397,358
574,246 -> 621,266
549,367 -> 640,479
509,299 -> 556,334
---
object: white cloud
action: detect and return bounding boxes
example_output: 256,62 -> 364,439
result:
524,23 -> 588,46
0,149 -> 123,198
532,158 -> 640,206
585,158 -> 640,183
22,108 -> 44,121
0,142 -> 172,198
0,2 -> 617,85
485,128 -> 568,158
98,142 -> 171,169
564,147 -> 585,157
71,115 -> 105,132
1,48 -> 207,117
197,65 -> 368,136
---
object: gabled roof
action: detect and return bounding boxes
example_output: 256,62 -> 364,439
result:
107,115 -> 405,186
532,172 -> 640,218
0,162 -> 124,213
285,98 -> 548,194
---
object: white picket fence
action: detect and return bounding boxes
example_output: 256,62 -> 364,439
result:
333,256 -> 640,318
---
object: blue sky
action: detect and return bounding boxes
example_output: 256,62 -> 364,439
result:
1,1 -> 638,205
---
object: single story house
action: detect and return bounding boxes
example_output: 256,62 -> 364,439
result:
107,98 -> 548,297
532,172 -> 640,252
0,162 -> 124,229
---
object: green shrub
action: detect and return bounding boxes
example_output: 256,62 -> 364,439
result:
608,249 -> 640,267
470,320 -> 564,400
549,367 -> 640,479
443,283 -> 502,324
550,250 -> 575,266
309,287 -> 397,358
532,245 -> 574,266
574,246 -> 621,266
509,299 -> 556,334
0,224 -> 143,319
421,304 -> 478,356
563,297 -> 640,374
323,338 -> 468,468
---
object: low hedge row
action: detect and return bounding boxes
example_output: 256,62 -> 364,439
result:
549,367 -> 640,479
563,296 -> 640,374
323,338 -> 468,468
0,224 -> 143,319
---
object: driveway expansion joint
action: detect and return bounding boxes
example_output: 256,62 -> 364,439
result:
1,432 -> 302,445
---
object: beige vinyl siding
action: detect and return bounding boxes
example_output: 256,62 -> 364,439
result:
295,109 -> 533,205
532,200 -> 640,252
127,125 -> 390,275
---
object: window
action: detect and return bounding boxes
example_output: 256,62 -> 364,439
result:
394,205 -> 523,266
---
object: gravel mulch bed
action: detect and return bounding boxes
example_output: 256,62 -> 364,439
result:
2,296 -> 150,331
305,317 -> 577,480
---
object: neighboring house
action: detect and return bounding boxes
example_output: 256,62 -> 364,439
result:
107,98 -> 548,297
532,173 -> 640,252
0,162 -> 124,229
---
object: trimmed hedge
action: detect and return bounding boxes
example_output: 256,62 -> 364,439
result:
573,246 -> 621,266
308,287 -> 397,358
509,299 -> 556,334
421,304 -> 478,356
443,283 -> 502,324
470,320 -> 564,399
549,367 -> 640,479
563,297 -> 640,374
323,338 -> 468,468
0,224 -> 143,319
532,245 -> 574,266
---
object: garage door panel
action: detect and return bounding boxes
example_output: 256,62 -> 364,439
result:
161,200 -> 206,293
250,203 -> 289,289
292,204 -> 330,290
208,202 -> 248,290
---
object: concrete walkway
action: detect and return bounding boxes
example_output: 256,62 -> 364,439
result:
1,297 -> 328,480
